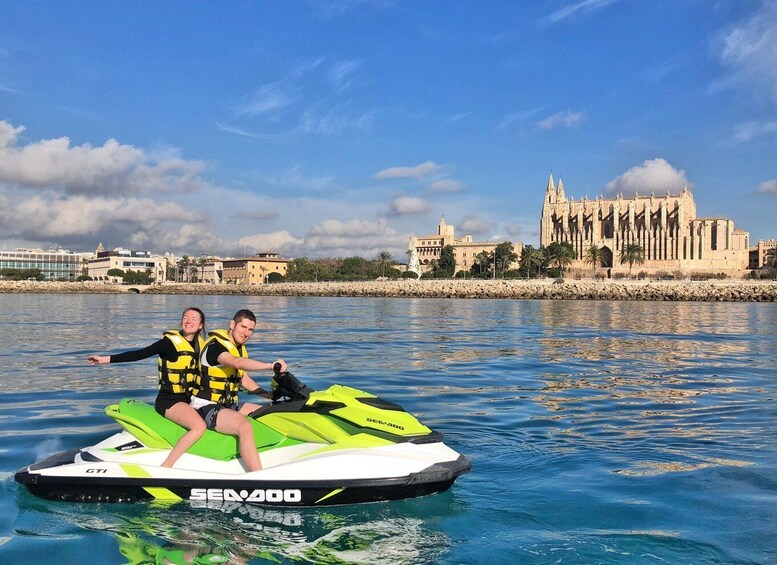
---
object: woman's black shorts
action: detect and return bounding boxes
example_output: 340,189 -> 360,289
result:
154,392 -> 190,416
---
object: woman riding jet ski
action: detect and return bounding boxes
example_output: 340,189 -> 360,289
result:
15,367 -> 470,507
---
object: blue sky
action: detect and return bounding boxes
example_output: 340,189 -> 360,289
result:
1,0 -> 775,260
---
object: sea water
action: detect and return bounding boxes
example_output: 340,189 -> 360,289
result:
0,294 -> 775,564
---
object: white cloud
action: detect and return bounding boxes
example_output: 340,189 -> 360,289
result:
375,161 -> 443,179
302,218 -> 405,257
0,120 -> 208,195
505,223 -> 530,238
0,121 -> 422,259
235,209 -> 279,221
329,59 -> 362,91
0,190 -> 202,244
460,216 -> 494,235
718,1 -> 777,101
643,55 -> 688,83
446,112 -> 471,124
540,0 -> 620,27
265,165 -> 335,191
537,110 -> 586,130
390,196 -> 431,216
427,179 -> 463,193
311,0 -> 397,20
758,179 -> 777,194
236,82 -> 298,118
498,107 -> 544,131
231,58 -> 374,137
0,121 -> 24,146
605,158 -> 691,196
733,120 -> 777,143
215,121 -> 287,141
296,107 -> 375,135
237,231 -> 305,254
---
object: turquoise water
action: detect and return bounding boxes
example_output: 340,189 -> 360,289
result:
1,294 -> 775,564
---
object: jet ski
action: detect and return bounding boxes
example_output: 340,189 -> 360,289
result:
15,370 -> 470,506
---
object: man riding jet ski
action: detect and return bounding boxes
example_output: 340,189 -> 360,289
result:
15,367 -> 470,507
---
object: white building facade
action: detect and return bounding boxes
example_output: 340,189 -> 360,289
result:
87,248 -> 168,283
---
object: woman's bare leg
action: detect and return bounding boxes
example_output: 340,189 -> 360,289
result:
161,402 -> 207,468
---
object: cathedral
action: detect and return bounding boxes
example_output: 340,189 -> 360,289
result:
540,175 -> 750,276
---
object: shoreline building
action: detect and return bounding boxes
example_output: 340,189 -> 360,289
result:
0,248 -> 93,281
540,175 -> 750,276
87,247 -> 167,283
199,258 -> 224,284
222,253 -> 290,285
408,217 -> 523,274
749,239 -> 777,270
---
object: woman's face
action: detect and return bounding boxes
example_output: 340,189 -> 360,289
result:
180,309 -> 204,336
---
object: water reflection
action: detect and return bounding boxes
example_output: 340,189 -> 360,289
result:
536,301 -> 752,367
15,494 -> 460,565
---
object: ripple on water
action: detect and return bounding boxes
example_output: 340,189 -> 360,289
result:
1,296 -> 776,564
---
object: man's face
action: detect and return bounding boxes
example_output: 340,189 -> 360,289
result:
230,317 -> 256,345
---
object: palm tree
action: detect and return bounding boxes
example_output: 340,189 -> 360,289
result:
766,247 -> 777,268
494,241 -> 518,277
197,257 -> 207,283
766,247 -> 777,278
473,251 -> 491,277
620,243 -> 645,277
520,246 -> 544,279
585,244 -> 604,278
376,251 -> 393,277
178,255 -> 190,282
545,242 -> 575,278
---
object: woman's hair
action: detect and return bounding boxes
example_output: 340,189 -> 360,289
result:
182,307 -> 206,339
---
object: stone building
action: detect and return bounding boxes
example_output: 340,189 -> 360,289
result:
222,253 -> 289,285
749,239 -> 777,269
408,217 -> 522,274
199,258 -> 223,284
540,175 -> 750,276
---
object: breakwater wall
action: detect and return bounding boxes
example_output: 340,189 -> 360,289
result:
3,279 -> 776,301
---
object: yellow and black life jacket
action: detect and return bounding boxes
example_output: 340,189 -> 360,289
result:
192,329 -> 246,406
158,330 -> 203,395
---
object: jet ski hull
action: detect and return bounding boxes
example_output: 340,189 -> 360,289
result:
15,446 -> 470,506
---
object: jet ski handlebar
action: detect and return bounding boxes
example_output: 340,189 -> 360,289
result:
270,362 -> 313,403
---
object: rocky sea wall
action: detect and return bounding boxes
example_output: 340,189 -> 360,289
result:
2,279 -> 776,301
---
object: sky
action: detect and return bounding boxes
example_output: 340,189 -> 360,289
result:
0,0 -> 775,261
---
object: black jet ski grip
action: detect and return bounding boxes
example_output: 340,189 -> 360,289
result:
269,363 -> 314,403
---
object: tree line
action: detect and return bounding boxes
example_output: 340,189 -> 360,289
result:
286,254 -> 403,282
283,241 -> 625,282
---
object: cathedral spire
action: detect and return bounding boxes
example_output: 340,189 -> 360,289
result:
557,178 -> 566,201
545,174 -> 556,204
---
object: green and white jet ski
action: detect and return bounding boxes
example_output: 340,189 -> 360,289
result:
15,371 -> 470,507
